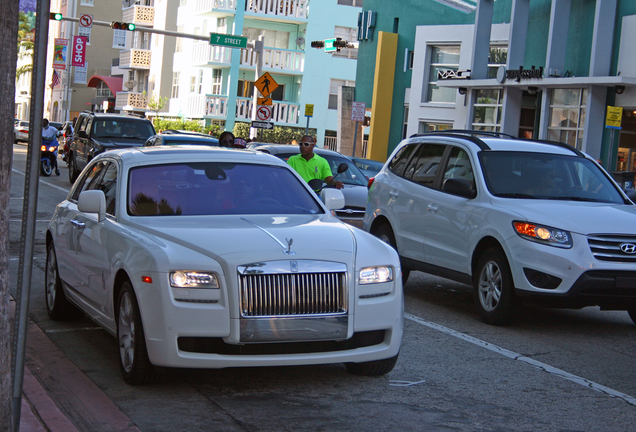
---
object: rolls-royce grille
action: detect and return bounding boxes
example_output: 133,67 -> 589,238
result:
239,272 -> 347,317
588,234 -> 636,263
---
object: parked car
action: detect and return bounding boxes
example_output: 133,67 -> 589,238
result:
351,157 -> 385,179
144,133 -> 219,147
68,112 -> 155,183
254,144 -> 369,227
364,130 -> 636,326
14,120 -> 29,143
45,146 -> 403,384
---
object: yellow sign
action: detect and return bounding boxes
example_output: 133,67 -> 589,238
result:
257,97 -> 272,106
305,104 -> 314,117
254,72 -> 278,98
606,106 -> 623,129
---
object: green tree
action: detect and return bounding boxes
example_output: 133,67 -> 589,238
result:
15,12 -> 35,80
146,93 -> 168,117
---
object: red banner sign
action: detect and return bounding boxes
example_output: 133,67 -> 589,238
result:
71,36 -> 87,67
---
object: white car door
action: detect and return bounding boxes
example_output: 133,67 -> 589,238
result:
423,146 -> 476,273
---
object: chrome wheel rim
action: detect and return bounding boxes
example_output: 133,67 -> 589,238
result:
45,249 -> 57,311
478,260 -> 502,312
118,292 -> 135,373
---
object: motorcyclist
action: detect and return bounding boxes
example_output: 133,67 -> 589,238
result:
42,118 -> 60,175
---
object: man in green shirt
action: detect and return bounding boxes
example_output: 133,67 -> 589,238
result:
287,135 -> 343,189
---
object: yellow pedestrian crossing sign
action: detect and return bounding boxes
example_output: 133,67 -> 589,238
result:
254,72 -> 278,98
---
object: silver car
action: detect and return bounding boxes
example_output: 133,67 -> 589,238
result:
255,144 -> 369,227
14,120 -> 29,143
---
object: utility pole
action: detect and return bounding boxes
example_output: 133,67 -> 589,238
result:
249,35 -> 264,140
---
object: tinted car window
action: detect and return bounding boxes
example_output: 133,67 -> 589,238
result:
128,163 -> 324,216
406,144 -> 446,187
388,144 -> 417,177
71,160 -> 108,201
98,163 -> 118,216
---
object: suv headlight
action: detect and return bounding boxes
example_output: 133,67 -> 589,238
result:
169,271 -> 220,289
359,266 -> 393,284
513,221 -> 572,248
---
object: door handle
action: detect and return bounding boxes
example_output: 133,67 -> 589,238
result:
71,219 -> 85,228
427,204 -> 438,213
389,190 -> 399,198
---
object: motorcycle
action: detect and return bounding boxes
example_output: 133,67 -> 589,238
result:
40,138 -> 59,176
308,162 -> 349,193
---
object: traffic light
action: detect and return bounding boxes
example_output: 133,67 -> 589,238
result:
333,38 -> 348,49
49,12 -> 63,21
111,21 -> 136,31
310,40 -> 324,49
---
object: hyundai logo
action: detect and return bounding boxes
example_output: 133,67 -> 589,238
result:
620,243 -> 636,254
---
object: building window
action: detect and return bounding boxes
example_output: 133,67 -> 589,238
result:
237,80 -> 284,100
337,0 -> 363,6
175,26 -> 184,52
179,0 -> 187,6
217,18 -> 226,33
472,89 -> 503,132
80,0 -> 93,5
197,70 -> 204,94
211,69 -> 222,94
113,29 -> 126,48
142,32 -> 150,50
548,88 -> 587,150
425,45 -> 460,103
96,81 -> 112,98
402,106 -> 409,139
329,79 -> 355,110
171,72 -> 180,98
418,121 -> 452,134
244,27 -> 289,49
333,26 -> 357,59
190,75 -> 196,93
488,46 -> 508,79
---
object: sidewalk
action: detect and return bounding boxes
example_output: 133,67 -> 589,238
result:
10,297 -> 140,432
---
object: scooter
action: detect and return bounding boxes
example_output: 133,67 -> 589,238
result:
40,138 -> 59,176
308,163 -> 349,193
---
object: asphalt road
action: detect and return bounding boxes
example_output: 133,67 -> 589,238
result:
9,144 -> 636,432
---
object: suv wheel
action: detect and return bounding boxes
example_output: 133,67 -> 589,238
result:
473,248 -> 519,325
372,223 -> 411,285
628,308 -> 636,326
68,152 -> 79,183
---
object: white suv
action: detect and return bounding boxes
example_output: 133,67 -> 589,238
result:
364,131 -> 636,326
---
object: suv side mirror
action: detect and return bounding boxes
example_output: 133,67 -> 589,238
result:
442,178 -> 476,199
78,130 -> 88,139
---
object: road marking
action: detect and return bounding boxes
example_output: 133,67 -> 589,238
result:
12,168 -> 70,194
389,379 -> 426,387
405,313 -> 636,406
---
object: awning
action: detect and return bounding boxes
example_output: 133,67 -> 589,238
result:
87,75 -> 123,95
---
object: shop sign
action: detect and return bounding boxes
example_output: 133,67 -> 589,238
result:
497,65 -> 544,83
437,69 -> 471,80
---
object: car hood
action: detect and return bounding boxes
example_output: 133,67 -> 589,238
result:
340,184 -> 368,208
128,214 -> 355,261
500,200 -> 636,235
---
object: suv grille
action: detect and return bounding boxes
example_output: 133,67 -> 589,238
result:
239,272 -> 347,317
588,234 -> 636,262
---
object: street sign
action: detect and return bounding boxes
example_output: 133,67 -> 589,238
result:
251,121 -> 274,130
351,101 -> 366,122
606,106 -> 623,129
79,14 -> 93,28
324,38 -> 337,52
256,105 -> 272,121
254,72 -> 278,98
257,97 -> 272,106
305,104 -> 314,117
209,32 -> 248,49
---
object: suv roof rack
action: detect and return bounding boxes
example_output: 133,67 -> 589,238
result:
410,131 -> 492,151
412,129 -> 517,139
523,138 -> 585,157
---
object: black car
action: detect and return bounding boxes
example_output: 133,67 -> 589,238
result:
68,112 -> 155,183
144,133 -> 220,147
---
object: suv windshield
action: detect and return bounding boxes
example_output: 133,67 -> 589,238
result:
480,151 -> 625,204
92,119 -> 154,140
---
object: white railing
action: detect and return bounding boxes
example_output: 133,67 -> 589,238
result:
192,42 -> 232,65
323,137 -> 369,157
119,49 -> 151,69
205,96 -> 299,124
195,0 -> 236,14
187,94 -> 208,117
123,5 -> 154,25
246,0 -> 308,19
240,47 -> 304,72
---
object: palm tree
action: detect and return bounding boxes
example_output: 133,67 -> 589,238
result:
16,11 -> 35,79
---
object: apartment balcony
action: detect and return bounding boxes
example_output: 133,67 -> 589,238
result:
122,5 -> 154,26
246,0 -> 308,20
192,41 -> 304,73
205,95 -> 300,125
195,0 -> 236,16
115,92 -> 147,111
119,49 -> 151,70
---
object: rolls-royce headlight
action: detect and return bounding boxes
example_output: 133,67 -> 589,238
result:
359,266 -> 393,284
169,271 -> 219,289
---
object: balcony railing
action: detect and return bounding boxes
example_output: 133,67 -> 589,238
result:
119,49 -> 151,69
246,0 -> 308,19
193,41 -> 304,73
195,0 -> 237,14
122,5 -> 154,26
204,95 -> 299,125
115,92 -> 147,110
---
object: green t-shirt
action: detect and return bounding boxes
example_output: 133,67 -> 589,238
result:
287,153 -> 332,183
